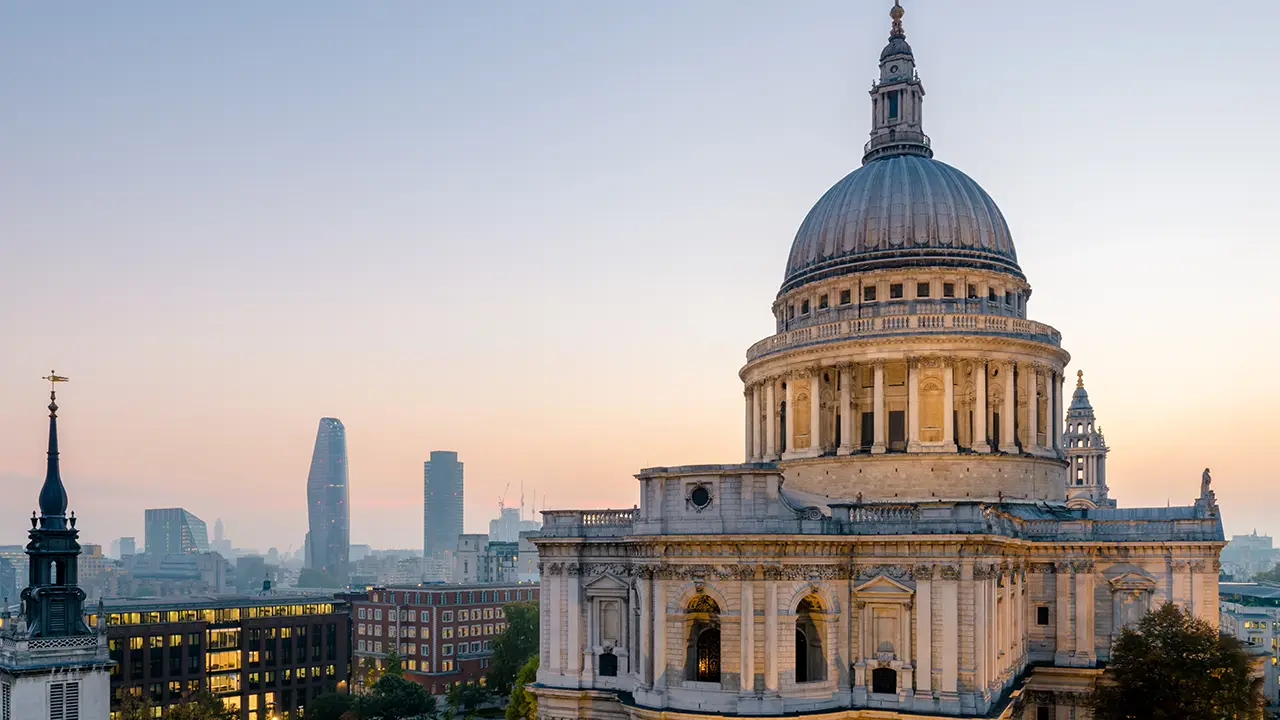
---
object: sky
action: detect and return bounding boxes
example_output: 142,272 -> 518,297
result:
2,1 -> 1279,552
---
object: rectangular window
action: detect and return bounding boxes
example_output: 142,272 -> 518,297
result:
887,91 -> 899,119
818,294 -> 829,309
408,610 -> 416,621
840,289 -> 851,305
1036,607 -> 1050,626
890,283 -> 903,299
916,282 -> 930,298
864,286 -> 877,302
442,611 -> 453,622
471,642 -> 481,654
458,609 -> 468,622
943,283 -> 955,298
1005,291 -> 1014,306
967,284 -> 978,299
471,625 -> 480,637
374,609 -> 382,620
988,288 -> 997,302
443,644 -> 454,657
358,608 -> 366,620
800,299 -> 810,314
1037,707 -> 1050,720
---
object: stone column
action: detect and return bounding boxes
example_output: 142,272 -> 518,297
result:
1000,360 -> 1017,453
915,568 -> 933,694
640,573 -> 653,687
549,566 -> 562,674
567,566 -> 582,676
653,579 -> 667,689
745,386 -> 754,462
810,368 -> 822,455
872,361 -> 887,454
940,568 -> 959,694
972,568 -> 987,692
751,385 -> 762,461
1052,371 -> 1064,454
783,375 -> 795,458
942,358 -> 956,451
907,358 -> 921,452
740,580 -> 755,693
974,359 -> 989,453
765,580 -> 779,692
1074,563 -> 1096,665
1053,562 -> 1072,665
838,365 -> 854,456
765,381 -> 777,459
1027,366 -> 1040,454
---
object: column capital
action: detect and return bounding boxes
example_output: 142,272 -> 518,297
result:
837,362 -> 856,374
906,355 -> 923,369
871,358 -> 888,369
1000,358 -> 1017,371
794,367 -> 813,380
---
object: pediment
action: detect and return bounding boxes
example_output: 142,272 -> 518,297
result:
854,575 -> 914,596
1108,570 -> 1156,591
583,573 -> 629,595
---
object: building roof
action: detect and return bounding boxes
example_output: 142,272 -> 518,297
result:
102,593 -> 343,612
1220,583 -> 1280,601
782,154 -> 1021,293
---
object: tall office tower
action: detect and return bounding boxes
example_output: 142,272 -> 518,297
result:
144,508 -> 210,555
423,451 -> 463,558
305,417 -> 350,580
119,537 -> 136,557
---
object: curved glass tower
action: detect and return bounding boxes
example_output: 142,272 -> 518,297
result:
305,417 -> 349,580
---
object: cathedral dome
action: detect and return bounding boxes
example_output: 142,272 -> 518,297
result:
781,154 -> 1021,293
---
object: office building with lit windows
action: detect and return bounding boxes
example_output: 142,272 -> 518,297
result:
351,583 -> 538,694
93,596 -> 350,720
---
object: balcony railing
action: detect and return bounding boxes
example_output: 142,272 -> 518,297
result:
746,312 -> 1061,362
540,509 -> 637,538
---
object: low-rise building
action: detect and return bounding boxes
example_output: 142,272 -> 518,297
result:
93,595 -> 351,719
453,535 -> 518,584
1220,582 -> 1280,707
351,583 -> 538,694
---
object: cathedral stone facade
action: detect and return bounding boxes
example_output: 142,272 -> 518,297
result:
531,5 -> 1224,719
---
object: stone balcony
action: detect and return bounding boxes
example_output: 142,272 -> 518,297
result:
747,311 -> 1062,362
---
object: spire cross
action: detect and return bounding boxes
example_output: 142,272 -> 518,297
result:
41,371 -> 70,416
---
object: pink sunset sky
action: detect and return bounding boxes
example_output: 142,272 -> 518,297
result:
2,1 -> 1278,551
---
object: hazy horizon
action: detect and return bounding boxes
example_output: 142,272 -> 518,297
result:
3,0 -> 1278,551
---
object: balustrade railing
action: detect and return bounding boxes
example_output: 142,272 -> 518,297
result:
747,312 -> 1061,361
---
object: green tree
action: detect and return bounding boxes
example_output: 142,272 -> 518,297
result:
166,691 -> 239,720
383,648 -> 405,678
357,672 -> 437,720
117,693 -> 154,720
296,567 -> 341,588
356,655 -> 384,689
1090,602 -> 1262,720
505,656 -> 539,720
486,601 -> 539,695
305,692 -> 355,720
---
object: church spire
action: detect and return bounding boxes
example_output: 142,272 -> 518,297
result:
21,372 -> 91,638
38,372 -> 70,529
863,1 -> 931,164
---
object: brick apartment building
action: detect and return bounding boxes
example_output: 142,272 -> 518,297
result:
92,595 -> 350,720
352,583 -> 538,694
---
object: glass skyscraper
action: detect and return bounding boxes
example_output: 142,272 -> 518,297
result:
423,450 -> 464,559
305,417 -> 350,580
144,508 -> 209,555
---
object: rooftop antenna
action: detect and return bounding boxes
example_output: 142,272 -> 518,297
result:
520,481 -> 525,521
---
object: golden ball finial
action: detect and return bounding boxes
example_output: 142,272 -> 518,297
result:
891,1 -> 904,21
1076,369 -> 1084,388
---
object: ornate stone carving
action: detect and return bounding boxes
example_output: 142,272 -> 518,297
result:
856,564 -> 913,580
1069,559 -> 1095,573
939,565 -> 960,580
913,564 -> 934,580
546,562 -> 565,576
566,563 -> 582,576
584,563 -> 635,578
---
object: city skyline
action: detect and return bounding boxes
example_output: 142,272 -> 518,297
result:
3,0 -> 1278,550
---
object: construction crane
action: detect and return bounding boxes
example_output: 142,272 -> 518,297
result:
497,481 -> 511,514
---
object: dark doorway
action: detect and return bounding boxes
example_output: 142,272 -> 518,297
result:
599,651 -> 617,677
834,414 -> 841,451
888,410 -> 906,451
861,412 -> 874,450
795,628 -> 808,683
871,667 -> 897,694
992,411 -> 1001,448
695,628 -> 721,682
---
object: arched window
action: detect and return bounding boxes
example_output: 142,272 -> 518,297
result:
684,595 -> 721,683
794,596 -> 826,683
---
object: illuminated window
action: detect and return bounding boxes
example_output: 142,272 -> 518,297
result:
442,611 -> 453,622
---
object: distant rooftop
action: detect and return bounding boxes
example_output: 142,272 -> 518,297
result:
1220,583 -> 1280,606
101,593 -> 344,613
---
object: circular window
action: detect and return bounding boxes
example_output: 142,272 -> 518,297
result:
890,64 -> 900,73
690,485 -> 712,510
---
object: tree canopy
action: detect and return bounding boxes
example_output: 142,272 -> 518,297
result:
165,692 -> 239,720
486,601 -> 540,695
505,655 -> 540,720
1090,602 -> 1262,720
357,671 -> 437,720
